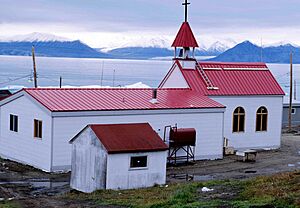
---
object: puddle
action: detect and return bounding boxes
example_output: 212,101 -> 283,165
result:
29,178 -> 69,189
169,173 -> 194,181
245,170 -> 257,174
193,175 -> 214,181
169,174 -> 214,181
0,179 -> 69,189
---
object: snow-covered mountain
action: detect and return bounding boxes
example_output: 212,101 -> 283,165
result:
207,40 -> 237,54
263,41 -> 300,48
100,36 -> 173,52
0,32 -> 109,58
0,32 -> 71,42
4,32 -> 300,63
100,37 -> 237,58
100,36 -> 236,53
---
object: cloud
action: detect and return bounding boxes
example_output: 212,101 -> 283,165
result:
1,0 -> 300,47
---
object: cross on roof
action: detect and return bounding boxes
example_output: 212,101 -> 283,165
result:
182,0 -> 190,22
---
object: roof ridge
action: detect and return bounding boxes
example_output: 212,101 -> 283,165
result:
198,61 -> 268,66
90,123 -> 149,127
24,88 -> 193,91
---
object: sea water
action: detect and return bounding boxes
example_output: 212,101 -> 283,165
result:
0,55 -> 299,97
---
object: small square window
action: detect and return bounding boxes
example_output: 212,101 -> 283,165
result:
130,156 -> 147,169
292,108 -> 296,114
34,119 -> 42,139
9,114 -> 18,132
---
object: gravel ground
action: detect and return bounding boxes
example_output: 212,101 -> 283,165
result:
168,134 -> 300,183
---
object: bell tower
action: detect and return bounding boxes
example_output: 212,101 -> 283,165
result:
172,0 -> 199,60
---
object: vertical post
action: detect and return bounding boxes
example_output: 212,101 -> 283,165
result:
100,61 -> 104,86
288,52 -> 293,131
294,79 -> 297,100
32,46 -> 38,88
59,76 -> 62,88
174,47 -> 177,59
112,69 -> 115,87
192,47 -> 195,58
260,38 -> 263,62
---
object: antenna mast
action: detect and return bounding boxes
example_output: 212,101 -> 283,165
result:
288,51 -> 293,131
32,46 -> 38,88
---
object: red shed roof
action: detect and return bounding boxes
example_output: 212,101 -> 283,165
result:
89,123 -> 168,154
172,22 -> 199,48
171,61 -> 285,96
23,88 -> 224,112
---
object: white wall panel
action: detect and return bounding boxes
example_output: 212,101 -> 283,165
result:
106,151 -> 167,190
53,111 -> 224,171
0,95 -> 52,171
161,65 -> 189,88
210,96 -> 283,150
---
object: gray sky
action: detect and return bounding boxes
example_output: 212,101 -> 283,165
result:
1,0 -> 300,47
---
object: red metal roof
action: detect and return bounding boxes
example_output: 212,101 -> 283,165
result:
24,88 -> 224,112
199,62 -> 269,69
172,22 -> 199,48
179,62 -> 285,96
90,123 -> 168,154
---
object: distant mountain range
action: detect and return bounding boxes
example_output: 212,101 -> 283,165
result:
211,41 -> 300,63
0,33 -> 110,58
97,45 -> 228,60
0,32 -> 299,63
0,41 -> 111,58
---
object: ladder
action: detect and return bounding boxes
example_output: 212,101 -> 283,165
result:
195,62 -> 219,90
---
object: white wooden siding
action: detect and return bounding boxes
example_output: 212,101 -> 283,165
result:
210,96 -> 283,149
52,111 -> 224,171
161,65 -> 189,88
106,151 -> 167,190
178,60 -> 196,69
0,95 -> 52,171
70,127 -> 107,193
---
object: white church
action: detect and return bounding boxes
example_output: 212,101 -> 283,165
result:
0,3 -> 284,172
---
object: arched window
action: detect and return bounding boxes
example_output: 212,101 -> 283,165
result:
256,107 -> 268,131
233,107 -> 245,133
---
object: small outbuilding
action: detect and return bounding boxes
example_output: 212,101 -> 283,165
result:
69,123 -> 168,193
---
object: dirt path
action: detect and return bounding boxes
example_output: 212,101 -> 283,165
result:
0,133 -> 299,207
168,134 -> 300,182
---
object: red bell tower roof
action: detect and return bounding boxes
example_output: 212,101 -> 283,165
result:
171,22 -> 199,48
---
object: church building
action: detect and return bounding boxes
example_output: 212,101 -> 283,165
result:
0,1 -> 284,172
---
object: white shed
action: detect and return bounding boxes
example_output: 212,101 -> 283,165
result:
70,123 -> 168,193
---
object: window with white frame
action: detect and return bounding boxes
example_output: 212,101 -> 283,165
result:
9,114 -> 18,132
130,156 -> 147,169
34,119 -> 42,139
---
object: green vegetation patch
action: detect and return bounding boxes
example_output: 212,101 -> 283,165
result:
236,171 -> 300,208
0,201 -> 20,208
66,171 -> 300,208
